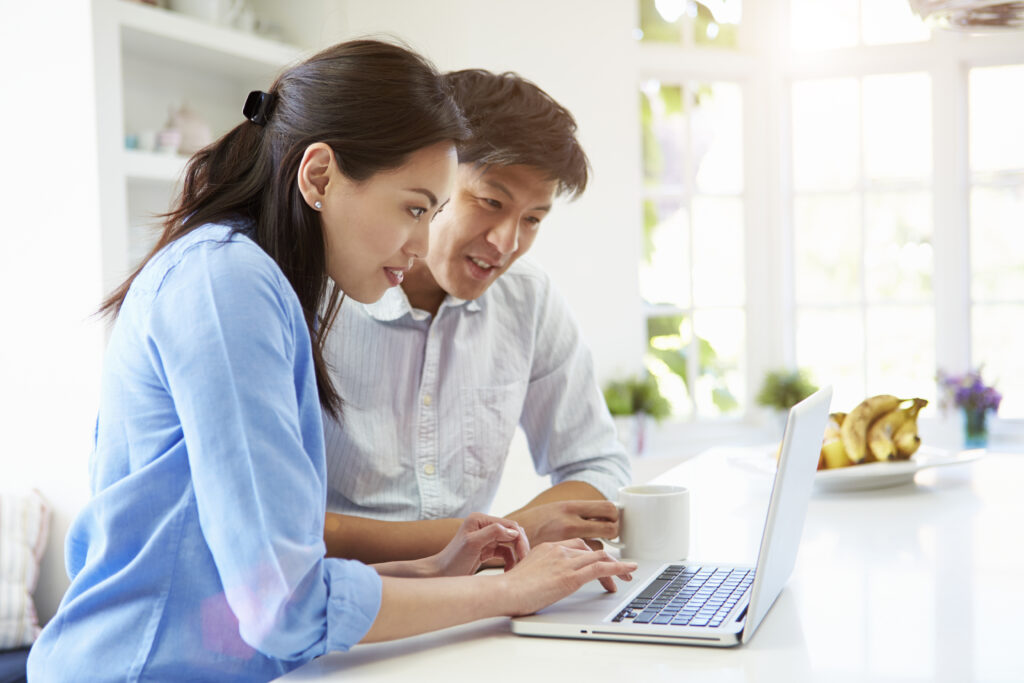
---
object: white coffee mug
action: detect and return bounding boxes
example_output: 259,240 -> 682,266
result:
605,484 -> 690,561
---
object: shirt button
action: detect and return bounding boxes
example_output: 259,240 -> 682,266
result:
422,394 -> 432,407
423,463 -> 436,475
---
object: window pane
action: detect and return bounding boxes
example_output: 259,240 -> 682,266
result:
971,185 -> 1024,302
641,83 -> 686,189
970,65 -> 1024,175
637,0 -> 685,43
640,197 -> 690,306
692,309 -> 744,415
972,304 -> 1024,418
637,0 -> 742,48
694,82 -> 744,194
797,308 -> 865,411
865,306 -> 935,400
790,0 -> 859,50
864,191 -> 933,303
792,79 -> 860,191
861,0 -> 930,45
794,194 -> 861,305
694,1 -> 742,49
646,314 -> 694,418
693,196 -> 744,306
863,73 -> 932,182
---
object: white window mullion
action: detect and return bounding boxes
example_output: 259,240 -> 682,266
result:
931,34 -> 972,377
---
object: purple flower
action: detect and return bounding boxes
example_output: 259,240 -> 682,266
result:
937,367 -> 1002,414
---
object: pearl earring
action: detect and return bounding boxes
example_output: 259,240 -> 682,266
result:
314,201 -> 323,210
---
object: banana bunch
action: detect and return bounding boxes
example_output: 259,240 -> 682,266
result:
817,395 -> 929,470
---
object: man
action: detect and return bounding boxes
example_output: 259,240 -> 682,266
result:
322,69 -> 631,563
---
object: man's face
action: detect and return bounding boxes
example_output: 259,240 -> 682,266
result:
423,164 -> 559,301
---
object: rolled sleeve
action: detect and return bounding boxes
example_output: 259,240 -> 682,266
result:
324,559 -> 383,651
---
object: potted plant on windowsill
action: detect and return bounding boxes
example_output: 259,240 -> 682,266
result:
756,369 -> 818,435
603,374 -> 671,457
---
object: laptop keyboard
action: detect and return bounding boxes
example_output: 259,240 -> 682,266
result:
612,565 -> 754,628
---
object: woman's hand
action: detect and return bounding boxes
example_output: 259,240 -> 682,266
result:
426,512 -> 531,577
498,539 -> 638,617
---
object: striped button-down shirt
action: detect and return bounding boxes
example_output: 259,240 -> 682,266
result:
323,258 -> 631,520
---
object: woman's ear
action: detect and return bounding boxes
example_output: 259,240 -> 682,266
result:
297,142 -> 335,210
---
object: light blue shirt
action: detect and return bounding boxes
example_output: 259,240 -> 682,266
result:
28,224 -> 382,682
323,258 -> 631,520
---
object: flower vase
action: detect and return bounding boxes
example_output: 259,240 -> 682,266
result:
962,408 -> 989,449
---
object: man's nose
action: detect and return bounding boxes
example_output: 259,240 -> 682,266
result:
486,216 -> 519,255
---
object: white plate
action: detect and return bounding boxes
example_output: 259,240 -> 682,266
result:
813,446 -> 984,492
728,445 -> 985,492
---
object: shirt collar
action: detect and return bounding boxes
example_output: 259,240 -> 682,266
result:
361,286 -> 482,322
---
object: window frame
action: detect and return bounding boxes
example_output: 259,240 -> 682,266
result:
635,1 -> 1024,444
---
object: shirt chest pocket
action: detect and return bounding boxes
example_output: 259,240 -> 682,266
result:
461,380 -> 528,480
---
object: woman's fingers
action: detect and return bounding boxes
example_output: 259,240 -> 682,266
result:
494,543 -> 518,571
561,545 -> 637,593
511,522 -> 530,560
467,521 -> 520,548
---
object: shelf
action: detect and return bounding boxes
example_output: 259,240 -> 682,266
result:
116,0 -> 305,84
123,149 -> 188,183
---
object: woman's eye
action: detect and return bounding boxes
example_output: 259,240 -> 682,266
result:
409,207 -> 427,219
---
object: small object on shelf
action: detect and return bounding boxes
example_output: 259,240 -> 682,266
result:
124,133 -> 139,150
156,128 -> 181,155
168,102 -> 213,155
168,0 -> 244,26
137,129 -> 157,153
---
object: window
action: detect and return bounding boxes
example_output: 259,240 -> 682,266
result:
641,80 -> 745,418
791,73 -> 934,411
636,0 -> 1024,426
969,64 -> 1024,417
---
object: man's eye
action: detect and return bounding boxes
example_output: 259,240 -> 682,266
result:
525,216 -> 541,226
409,207 -> 427,219
483,198 -> 502,209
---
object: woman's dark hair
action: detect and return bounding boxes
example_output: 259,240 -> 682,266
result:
442,69 -> 589,199
99,39 -> 469,418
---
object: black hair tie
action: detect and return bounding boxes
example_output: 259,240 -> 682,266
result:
243,90 -> 276,126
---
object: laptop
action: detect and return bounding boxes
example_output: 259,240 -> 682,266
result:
511,386 -> 832,647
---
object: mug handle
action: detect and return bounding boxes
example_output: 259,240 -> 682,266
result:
602,501 -> 625,549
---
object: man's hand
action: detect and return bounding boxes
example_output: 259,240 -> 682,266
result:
507,499 -> 619,547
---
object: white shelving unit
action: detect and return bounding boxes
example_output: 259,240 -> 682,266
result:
94,0 -> 306,287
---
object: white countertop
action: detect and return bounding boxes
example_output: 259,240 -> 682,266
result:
279,448 -> 1024,682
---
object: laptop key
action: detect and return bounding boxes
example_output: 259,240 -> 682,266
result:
636,579 -> 671,600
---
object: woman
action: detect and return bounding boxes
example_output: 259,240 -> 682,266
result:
27,40 -> 635,682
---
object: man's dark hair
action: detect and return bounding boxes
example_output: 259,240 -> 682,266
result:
443,69 -> 589,199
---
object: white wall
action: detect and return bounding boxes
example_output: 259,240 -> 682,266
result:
0,3 -> 106,621
333,0 -> 647,382
0,0 -> 646,622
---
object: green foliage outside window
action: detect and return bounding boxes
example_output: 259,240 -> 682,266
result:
603,374 -> 672,420
646,314 -> 739,414
756,369 -> 819,410
636,0 -> 740,49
